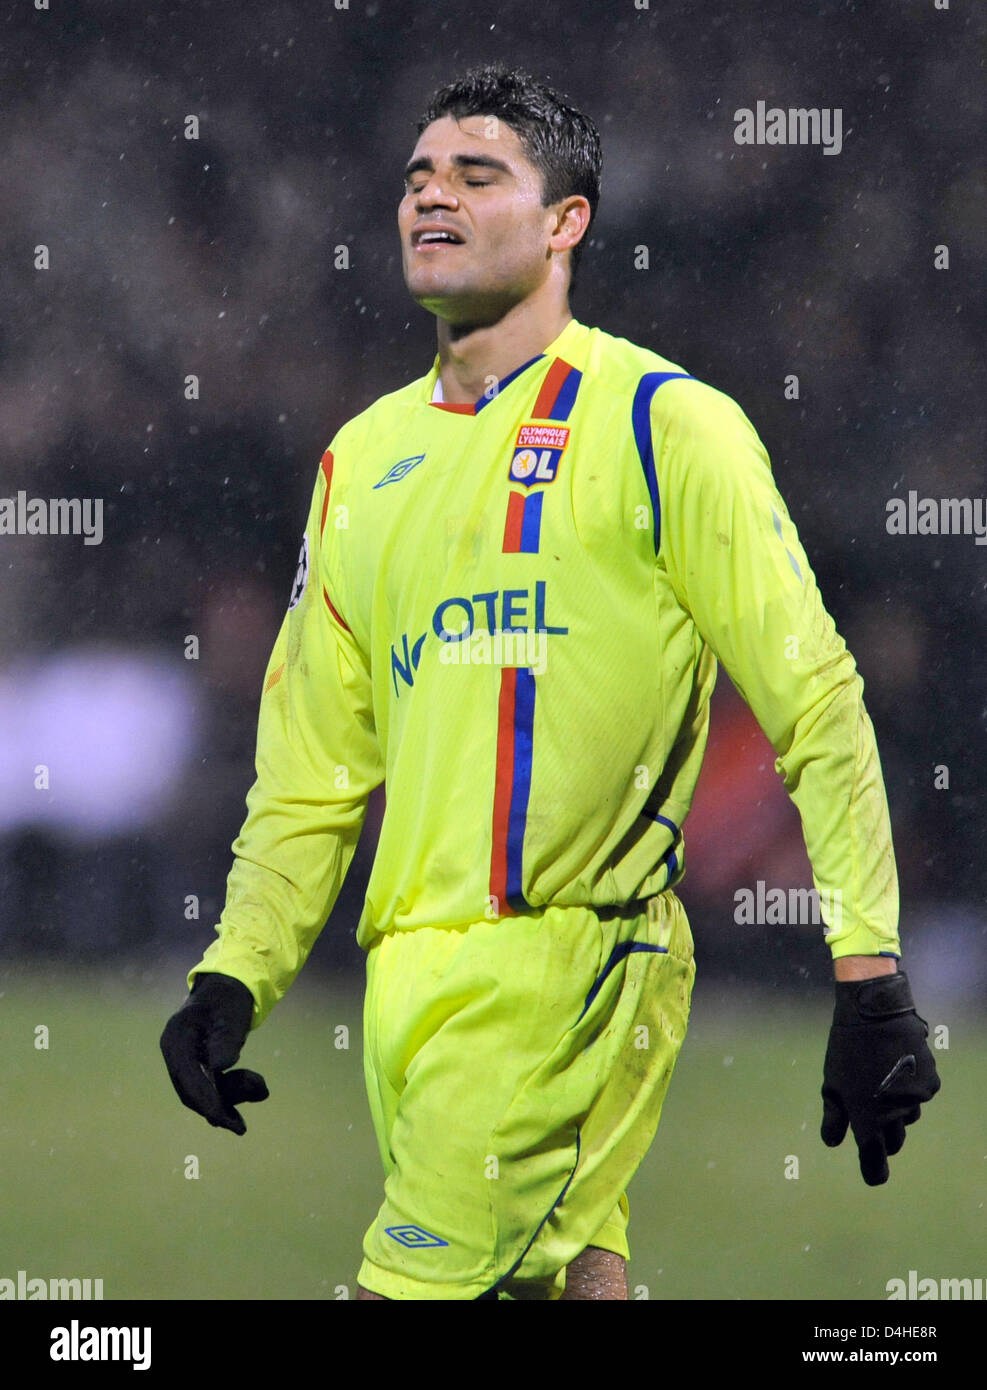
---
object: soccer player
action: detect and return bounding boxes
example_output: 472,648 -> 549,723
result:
160,66 -> 941,1301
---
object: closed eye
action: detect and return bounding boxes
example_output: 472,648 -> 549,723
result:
406,179 -> 489,193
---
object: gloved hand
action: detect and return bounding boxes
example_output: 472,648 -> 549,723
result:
821,970 -> 940,1185
160,973 -> 269,1135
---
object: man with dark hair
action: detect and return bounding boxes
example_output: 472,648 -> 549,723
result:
161,64 -> 940,1301
415,66 -> 602,292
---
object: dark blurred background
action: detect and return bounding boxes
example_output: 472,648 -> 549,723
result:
0,0 -> 984,999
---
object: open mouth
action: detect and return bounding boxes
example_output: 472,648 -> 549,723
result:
412,225 -> 466,249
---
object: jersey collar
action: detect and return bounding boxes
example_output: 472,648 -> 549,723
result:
425,318 -> 586,415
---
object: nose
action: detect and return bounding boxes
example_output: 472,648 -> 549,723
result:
414,173 -> 458,210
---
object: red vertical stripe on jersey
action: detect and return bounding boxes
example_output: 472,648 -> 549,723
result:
503,490 -> 525,552
319,450 -> 335,536
531,358 -> 572,419
322,585 -> 351,633
489,666 -> 518,917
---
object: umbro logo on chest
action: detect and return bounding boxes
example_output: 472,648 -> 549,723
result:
373,454 -> 425,489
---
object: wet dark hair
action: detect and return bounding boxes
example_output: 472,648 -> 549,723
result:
417,64 -> 602,292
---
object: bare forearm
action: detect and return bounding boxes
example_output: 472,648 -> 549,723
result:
833,954 -> 898,982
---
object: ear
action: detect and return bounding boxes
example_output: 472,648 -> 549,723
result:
548,195 -> 591,257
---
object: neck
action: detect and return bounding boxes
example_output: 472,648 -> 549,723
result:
434,287 -> 573,405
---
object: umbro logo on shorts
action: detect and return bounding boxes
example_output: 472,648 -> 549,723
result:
374,454 -> 425,489
385,1224 -> 449,1248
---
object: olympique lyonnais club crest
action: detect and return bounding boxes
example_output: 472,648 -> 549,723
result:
508,423 -> 570,489
288,533 -> 309,610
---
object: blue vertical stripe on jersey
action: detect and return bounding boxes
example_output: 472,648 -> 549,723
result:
631,372 -> 694,552
506,667 -> 536,912
550,365 -> 583,421
519,491 -> 544,553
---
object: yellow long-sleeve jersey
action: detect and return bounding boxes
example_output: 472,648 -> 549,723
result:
190,317 -> 900,1025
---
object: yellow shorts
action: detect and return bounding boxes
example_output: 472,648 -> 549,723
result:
357,891 -> 695,1300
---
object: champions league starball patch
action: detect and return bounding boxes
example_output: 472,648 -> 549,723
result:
288,533 -> 310,610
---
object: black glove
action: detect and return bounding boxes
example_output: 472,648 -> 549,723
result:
160,973 -> 269,1135
821,970 -> 940,1185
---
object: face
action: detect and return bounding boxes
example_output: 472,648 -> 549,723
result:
399,114 -> 569,325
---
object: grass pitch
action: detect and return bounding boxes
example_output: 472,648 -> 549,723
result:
0,961 -> 977,1300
